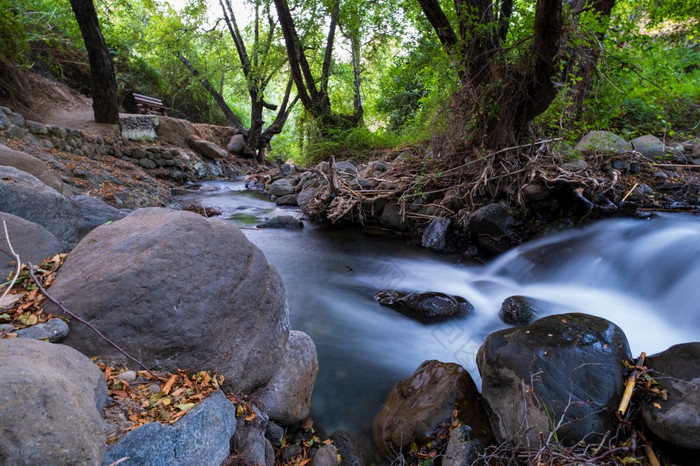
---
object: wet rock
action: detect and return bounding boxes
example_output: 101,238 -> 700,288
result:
641,343 -> 700,450
380,203 -> 408,230
630,135 -> 665,161
189,137 -> 228,159
422,217 -> 454,252
499,295 -> 541,325
276,194 -> 299,206
0,339 -> 107,465
466,202 -> 514,256
574,130 -> 632,155
255,330 -> 319,425
312,444 -> 338,466
15,318 -> 69,342
258,215 -> 303,229
0,212 -> 61,279
70,195 -> 128,240
0,166 -> 77,251
374,290 -> 473,322
330,430 -> 365,466
477,313 -> 631,445
0,143 -> 63,192
105,390 -> 236,466
443,425 -> 484,466
270,178 -> 295,197
49,208 -> 289,394
372,360 -> 493,455
227,133 -> 247,155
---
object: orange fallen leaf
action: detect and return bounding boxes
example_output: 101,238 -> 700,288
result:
299,459 -> 312,466
161,374 -> 178,395
104,366 -> 112,382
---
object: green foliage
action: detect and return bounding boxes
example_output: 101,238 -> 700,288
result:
295,119 -> 400,166
0,0 -> 28,61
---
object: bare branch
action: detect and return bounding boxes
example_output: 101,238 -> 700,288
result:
1,220 -> 21,303
28,263 -> 157,379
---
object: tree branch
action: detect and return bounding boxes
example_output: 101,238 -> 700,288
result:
28,263 -> 157,379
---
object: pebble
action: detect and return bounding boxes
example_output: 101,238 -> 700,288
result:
117,370 -> 137,383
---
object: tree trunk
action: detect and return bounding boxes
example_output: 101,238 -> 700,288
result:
68,0 -> 119,124
175,52 -> 247,131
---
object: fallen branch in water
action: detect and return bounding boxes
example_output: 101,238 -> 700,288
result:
28,263 -> 157,379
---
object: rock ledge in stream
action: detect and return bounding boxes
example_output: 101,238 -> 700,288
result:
375,290 -> 473,322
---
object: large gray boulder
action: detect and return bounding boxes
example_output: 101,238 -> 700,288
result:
188,137 -> 228,159
49,208 -> 290,393
70,195 -> 128,240
0,339 -> 107,465
477,313 -> 631,446
104,390 -> 237,466
0,166 -> 77,251
574,130 -> 632,155
372,360 -> 493,455
641,343 -> 700,450
0,143 -> 63,192
255,330 -> 319,425
630,135 -> 665,161
226,133 -> 247,155
0,212 -> 61,279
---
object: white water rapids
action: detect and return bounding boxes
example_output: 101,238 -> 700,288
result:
170,181 -> 699,448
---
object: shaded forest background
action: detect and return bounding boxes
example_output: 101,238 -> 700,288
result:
0,0 -> 697,165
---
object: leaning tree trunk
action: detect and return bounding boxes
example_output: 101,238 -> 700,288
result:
68,0 -> 119,124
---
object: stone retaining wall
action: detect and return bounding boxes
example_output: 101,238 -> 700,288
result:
0,106 -> 248,181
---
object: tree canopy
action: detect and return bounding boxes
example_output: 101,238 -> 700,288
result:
0,0 -> 697,162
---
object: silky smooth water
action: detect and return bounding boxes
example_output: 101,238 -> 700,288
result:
170,181 -> 700,449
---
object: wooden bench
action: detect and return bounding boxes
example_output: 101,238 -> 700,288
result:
123,92 -> 168,115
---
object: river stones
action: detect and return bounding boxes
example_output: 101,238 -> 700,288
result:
48,207 -> 290,394
372,360 -> 493,455
641,343 -> 700,450
477,313 -> 631,446
375,289 -> 473,322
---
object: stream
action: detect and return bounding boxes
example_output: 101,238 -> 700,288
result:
170,180 -> 700,451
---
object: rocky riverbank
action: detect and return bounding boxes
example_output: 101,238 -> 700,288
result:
1,99 -> 699,464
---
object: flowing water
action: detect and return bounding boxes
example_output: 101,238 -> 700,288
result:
171,180 -> 700,450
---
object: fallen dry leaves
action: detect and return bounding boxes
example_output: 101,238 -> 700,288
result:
0,254 -> 68,333
99,364 -> 225,438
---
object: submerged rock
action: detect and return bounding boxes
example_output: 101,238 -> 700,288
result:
375,289 -> 473,322
258,215 -> 303,229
